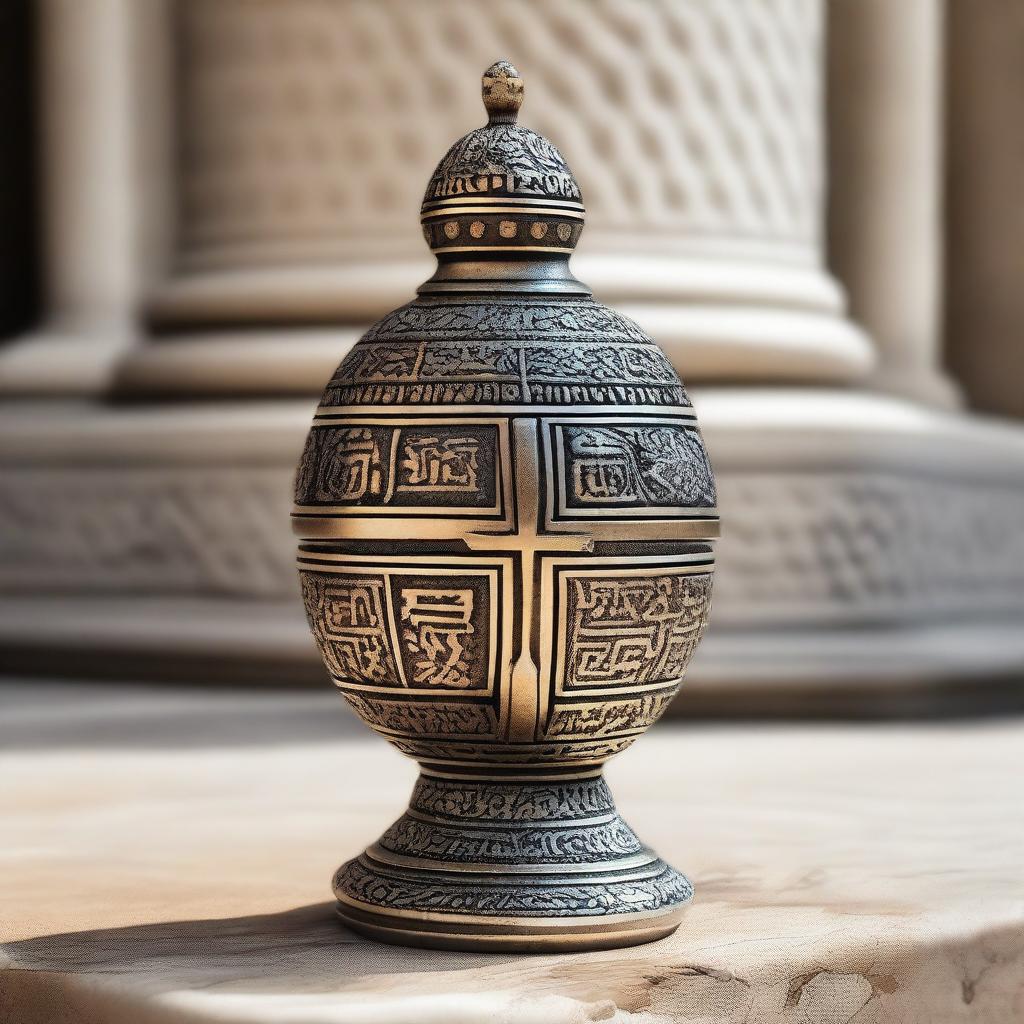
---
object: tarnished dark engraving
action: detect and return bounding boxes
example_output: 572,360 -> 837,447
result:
292,63 -> 718,952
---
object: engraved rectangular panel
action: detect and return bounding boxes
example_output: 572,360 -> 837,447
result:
418,344 -> 520,380
340,343 -> 423,382
342,694 -> 499,738
296,418 -> 508,519
296,426 -> 395,506
543,416 -> 716,524
523,344 -> 679,386
393,426 -> 496,506
390,574 -> 492,690
318,576 -> 403,686
559,572 -> 712,691
298,554 -> 512,708
537,555 -> 714,741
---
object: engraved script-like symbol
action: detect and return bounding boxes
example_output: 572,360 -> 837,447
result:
322,579 -> 399,685
566,575 -> 709,688
398,434 -> 480,493
566,426 -> 715,507
400,588 -> 477,688
575,460 -> 633,500
325,585 -> 378,631
569,429 -> 637,502
324,427 -> 384,501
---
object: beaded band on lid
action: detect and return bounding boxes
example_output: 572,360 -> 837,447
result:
420,62 -> 586,266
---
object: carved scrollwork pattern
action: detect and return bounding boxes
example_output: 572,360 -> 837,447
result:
387,736 -> 638,764
410,776 -> 615,820
319,298 -> 691,408
378,816 -> 643,864
561,572 -> 714,691
342,694 -> 498,737
337,857 -> 693,916
426,123 -> 581,202
545,691 -> 679,739
561,424 -> 716,509
361,300 -> 654,346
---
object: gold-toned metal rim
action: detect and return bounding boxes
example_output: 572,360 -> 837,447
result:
335,890 -> 689,930
417,281 -> 592,295
295,551 -> 511,567
422,195 -> 586,212
422,206 -> 585,222
336,907 -> 684,952
429,244 -> 576,255
406,762 -> 614,780
313,404 -> 699,420
416,768 -> 606,783
290,505 -> 503,519
291,514 -> 720,540
402,806 -> 618,829
298,550 -> 712,567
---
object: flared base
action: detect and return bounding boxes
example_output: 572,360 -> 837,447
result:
335,891 -> 687,952
332,773 -> 692,952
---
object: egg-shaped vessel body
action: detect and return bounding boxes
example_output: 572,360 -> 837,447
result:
293,63 -> 718,951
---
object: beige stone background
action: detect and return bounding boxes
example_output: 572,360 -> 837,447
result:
2,0 -> 1024,707
1,2 -> 1024,1021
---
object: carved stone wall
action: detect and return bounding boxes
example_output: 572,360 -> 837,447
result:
177,0 -> 822,266
139,0 -> 871,390
4,396 -> 1024,637
0,467 -> 293,596
4,1 -> 1024,705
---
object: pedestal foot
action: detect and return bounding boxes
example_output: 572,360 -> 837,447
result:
332,773 -> 692,952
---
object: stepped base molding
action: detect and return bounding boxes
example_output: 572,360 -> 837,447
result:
119,250 -> 874,396
3,389 -> 1024,704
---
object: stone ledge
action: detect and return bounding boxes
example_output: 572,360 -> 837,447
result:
3,391 -> 1024,695
0,682 -> 1021,1022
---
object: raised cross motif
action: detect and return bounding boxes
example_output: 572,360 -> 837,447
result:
465,418 -> 592,741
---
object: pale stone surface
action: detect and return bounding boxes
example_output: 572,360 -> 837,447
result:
826,0 -> 958,408
1,682 -> 1022,1023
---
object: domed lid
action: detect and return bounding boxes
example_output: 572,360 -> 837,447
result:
419,62 -> 586,267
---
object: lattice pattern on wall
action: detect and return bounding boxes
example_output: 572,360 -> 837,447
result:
177,0 -> 821,264
5,464 -> 1024,627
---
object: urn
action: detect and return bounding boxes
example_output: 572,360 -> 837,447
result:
293,62 -> 719,952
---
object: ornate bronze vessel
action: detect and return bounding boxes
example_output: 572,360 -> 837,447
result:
293,62 -> 718,952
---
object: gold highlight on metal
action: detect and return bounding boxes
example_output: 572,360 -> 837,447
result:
293,61 -> 719,952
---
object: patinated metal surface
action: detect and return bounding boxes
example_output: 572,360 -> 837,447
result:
292,62 -> 719,951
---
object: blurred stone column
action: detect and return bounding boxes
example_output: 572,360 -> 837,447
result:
944,0 -> 1024,420
827,0 -> 959,408
117,0 -> 874,395
6,0 -> 1024,707
0,0 -> 172,396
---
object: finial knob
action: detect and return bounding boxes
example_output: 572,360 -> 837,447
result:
482,61 -> 523,124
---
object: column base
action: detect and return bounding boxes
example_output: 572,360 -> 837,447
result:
0,323 -> 134,397
332,774 -> 692,953
3,391 -> 1024,708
